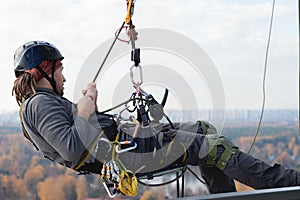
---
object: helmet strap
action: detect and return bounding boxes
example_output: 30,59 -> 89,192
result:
51,61 -> 58,94
35,61 -> 58,95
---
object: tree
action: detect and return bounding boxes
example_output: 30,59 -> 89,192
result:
293,145 -> 299,159
38,177 -> 66,200
288,137 -> 296,150
276,142 -> 286,155
264,143 -> 275,160
24,164 -> 46,199
277,151 -> 292,167
63,175 -> 77,200
75,176 -> 88,200
140,190 -> 154,200
0,174 -> 27,200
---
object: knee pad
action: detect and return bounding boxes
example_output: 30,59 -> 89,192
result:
197,121 -> 218,135
206,135 -> 239,170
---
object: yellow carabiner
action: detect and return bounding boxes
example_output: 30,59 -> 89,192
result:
125,0 -> 133,24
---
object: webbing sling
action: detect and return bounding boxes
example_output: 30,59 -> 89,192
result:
19,93 -> 39,150
19,91 -> 57,151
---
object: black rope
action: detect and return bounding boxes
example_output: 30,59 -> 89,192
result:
186,166 -> 206,185
137,166 -> 187,187
181,174 -> 185,197
298,0 -> 300,136
248,0 -> 276,154
176,171 -> 180,198
92,21 -> 126,82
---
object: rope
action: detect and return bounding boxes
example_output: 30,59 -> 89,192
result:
137,166 -> 187,187
186,166 -> 206,185
248,0 -> 276,154
298,0 -> 300,136
119,170 -> 138,196
92,21 -> 125,82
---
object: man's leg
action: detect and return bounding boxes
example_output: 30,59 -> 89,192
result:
195,121 -> 236,193
223,151 -> 300,189
206,135 -> 300,189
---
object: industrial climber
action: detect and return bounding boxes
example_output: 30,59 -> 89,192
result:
12,41 -> 300,195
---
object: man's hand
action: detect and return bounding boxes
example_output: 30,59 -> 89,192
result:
77,82 -> 98,120
82,82 -> 98,104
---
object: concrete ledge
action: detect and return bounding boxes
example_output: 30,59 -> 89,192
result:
178,186 -> 300,200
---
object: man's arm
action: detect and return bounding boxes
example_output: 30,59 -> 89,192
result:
25,93 -> 100,163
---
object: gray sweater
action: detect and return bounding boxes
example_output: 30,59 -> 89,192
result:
22,88 -> 101,168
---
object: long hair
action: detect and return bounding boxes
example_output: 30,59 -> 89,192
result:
12,72 -> 37,106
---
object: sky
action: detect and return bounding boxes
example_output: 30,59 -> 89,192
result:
0,0 -> 298,113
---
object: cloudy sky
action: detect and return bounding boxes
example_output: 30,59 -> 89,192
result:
1,0 -> 298,112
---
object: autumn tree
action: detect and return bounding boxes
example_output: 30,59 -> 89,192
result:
293,145 -> 299,159
140,190 -> 154,200
264,143 -> 275,160
38,176 -> 66,200
288,137 -> 296,150
24,164 -> 46,199
234,180 -> 254,192
276,142 -> 286,155
75,175 -> 88,200
0,174 -> 27,200
277,151 -> 292,167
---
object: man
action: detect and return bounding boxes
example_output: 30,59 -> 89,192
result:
12,41 -> 300,195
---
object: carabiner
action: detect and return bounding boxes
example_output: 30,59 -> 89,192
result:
115,142 -> 137,153
130,64 -> 143,86
101,180 -> 119,198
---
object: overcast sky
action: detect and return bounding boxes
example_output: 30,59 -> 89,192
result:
1,0 -> 298,112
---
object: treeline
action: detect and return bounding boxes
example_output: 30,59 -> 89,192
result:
0,122 -> 299,199
0,134 -> 172,200
224,123 -> 300,169
0,134 -> 107,200
222,122 -> 298,139
0,125 -> 21,134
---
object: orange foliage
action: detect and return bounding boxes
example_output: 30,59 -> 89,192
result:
140,190 -> 154,200
234,180 -> 254,192
293,146 -> 299,158
38,176 -> 66,200
277,151 -> 292,165
75,176 -> 88,200
288,137 -> 296,149
264,143 -> 275,157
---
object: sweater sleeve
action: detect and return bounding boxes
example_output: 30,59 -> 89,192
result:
26,94 -> 100,163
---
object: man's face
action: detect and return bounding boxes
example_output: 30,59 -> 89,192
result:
54,62 -> 66,96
